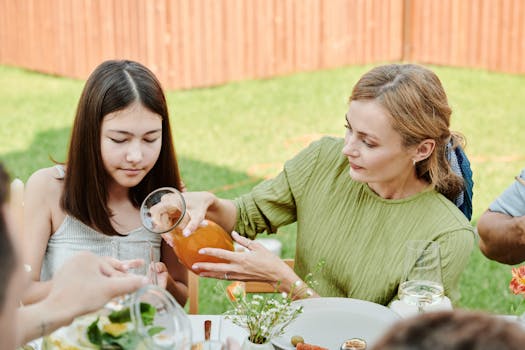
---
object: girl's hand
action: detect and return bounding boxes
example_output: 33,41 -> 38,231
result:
101,257 -> 144,276
153,262 -> 169,289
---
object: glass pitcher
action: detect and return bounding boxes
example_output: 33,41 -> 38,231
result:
42,285 -> 192,350
131,285 -> 192,349
140,187 -> 234,270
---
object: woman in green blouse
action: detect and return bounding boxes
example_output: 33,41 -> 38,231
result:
179,64 -> 475,305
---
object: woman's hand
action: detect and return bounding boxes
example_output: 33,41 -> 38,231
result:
191,232 -> 293,285
180,191 -> 216,235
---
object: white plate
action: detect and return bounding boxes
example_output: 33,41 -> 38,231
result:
271,298 -> 400,350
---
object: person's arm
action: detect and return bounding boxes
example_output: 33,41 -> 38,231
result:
17,252 -> 147,345
20,168 -> 59,304
160,240 -> 188,306
478,210 -> 525,264
190,139 -> 326,291
194,232 -> 319,299
206,197 -> 238,232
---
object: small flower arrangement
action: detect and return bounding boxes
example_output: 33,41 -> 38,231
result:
222,260 -> 325,345
509,266 -> 525,322
224,281 -> 304,344
510,266 -> 525,295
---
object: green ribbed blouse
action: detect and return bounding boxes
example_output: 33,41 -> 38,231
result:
234,137 -> 475,305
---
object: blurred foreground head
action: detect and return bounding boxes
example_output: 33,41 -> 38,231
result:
0,162 -> 15,312
372,310 -> 525,350
0,162 -> 22,349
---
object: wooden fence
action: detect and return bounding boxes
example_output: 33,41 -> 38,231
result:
405,0 -> 525,73
0,0 -> 523,90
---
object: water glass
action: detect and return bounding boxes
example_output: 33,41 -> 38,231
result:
105,239 -> 158,311
398,240 -> 444,313
111,239 -> 158,285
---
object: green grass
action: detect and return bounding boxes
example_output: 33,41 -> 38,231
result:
1,63 -> 525,315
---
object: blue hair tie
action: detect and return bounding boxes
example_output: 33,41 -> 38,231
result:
446,141 -> 474,220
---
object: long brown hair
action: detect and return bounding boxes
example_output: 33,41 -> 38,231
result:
350,64 -> 464,201
61,60 -> 182,236
0,163 -> 16,311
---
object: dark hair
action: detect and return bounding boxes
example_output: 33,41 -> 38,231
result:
350,64 -> 464,201
372,310 -> 525,350
61,60 -> 182,236
0,163 -> 16,312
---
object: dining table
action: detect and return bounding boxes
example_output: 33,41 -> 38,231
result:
27,301 -> 522,349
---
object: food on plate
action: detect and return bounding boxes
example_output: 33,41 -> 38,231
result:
43,303 -> 166,350
290,335 -> 305,346
340,337 -> 367,350
296,342 -> 328,350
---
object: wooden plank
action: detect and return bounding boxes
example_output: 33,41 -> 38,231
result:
468,0 -> 481,68
71,0 -> 85,77
98,0 -> 115,60
84,0 -> 100,74
488,0 -> 502,70
201,0 -> 212,86
441,0 -> 452,64
513,0 -> 525,73
507,0 -> 519,72
210,0 -> 223,85
179,0 -> 191,89
390,0 -> 403,60
155,0 -> 169,87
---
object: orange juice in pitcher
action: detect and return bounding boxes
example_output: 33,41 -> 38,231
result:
166,220 -> 234,269
141,187 -> 234,270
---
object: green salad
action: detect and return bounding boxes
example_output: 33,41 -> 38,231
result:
43,303 -> 166,350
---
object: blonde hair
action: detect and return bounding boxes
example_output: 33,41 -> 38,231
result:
349,64 -> 464,201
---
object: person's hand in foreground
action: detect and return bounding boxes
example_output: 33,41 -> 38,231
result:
18,251 -> 148,344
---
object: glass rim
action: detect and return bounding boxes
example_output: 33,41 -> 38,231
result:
141,186 -> 187,234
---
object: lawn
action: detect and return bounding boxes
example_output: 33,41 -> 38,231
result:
1,62 -> 525,315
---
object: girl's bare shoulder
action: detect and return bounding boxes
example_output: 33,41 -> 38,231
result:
26,166 -> 64,203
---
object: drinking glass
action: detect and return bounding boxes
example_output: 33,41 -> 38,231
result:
105,239 -> 158,311
131,285 -> 192,349
111,239 -> 158,285
140,187 -> 234,270
398,240 -> 444,313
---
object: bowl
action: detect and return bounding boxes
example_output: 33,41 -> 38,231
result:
271,297 -> 400,350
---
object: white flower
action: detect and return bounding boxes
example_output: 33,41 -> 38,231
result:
225,289 -> 303,345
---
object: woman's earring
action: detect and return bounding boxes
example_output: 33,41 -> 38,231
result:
413,159 -> 417,166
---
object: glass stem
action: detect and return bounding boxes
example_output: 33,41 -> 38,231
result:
417,300 -> 425,314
